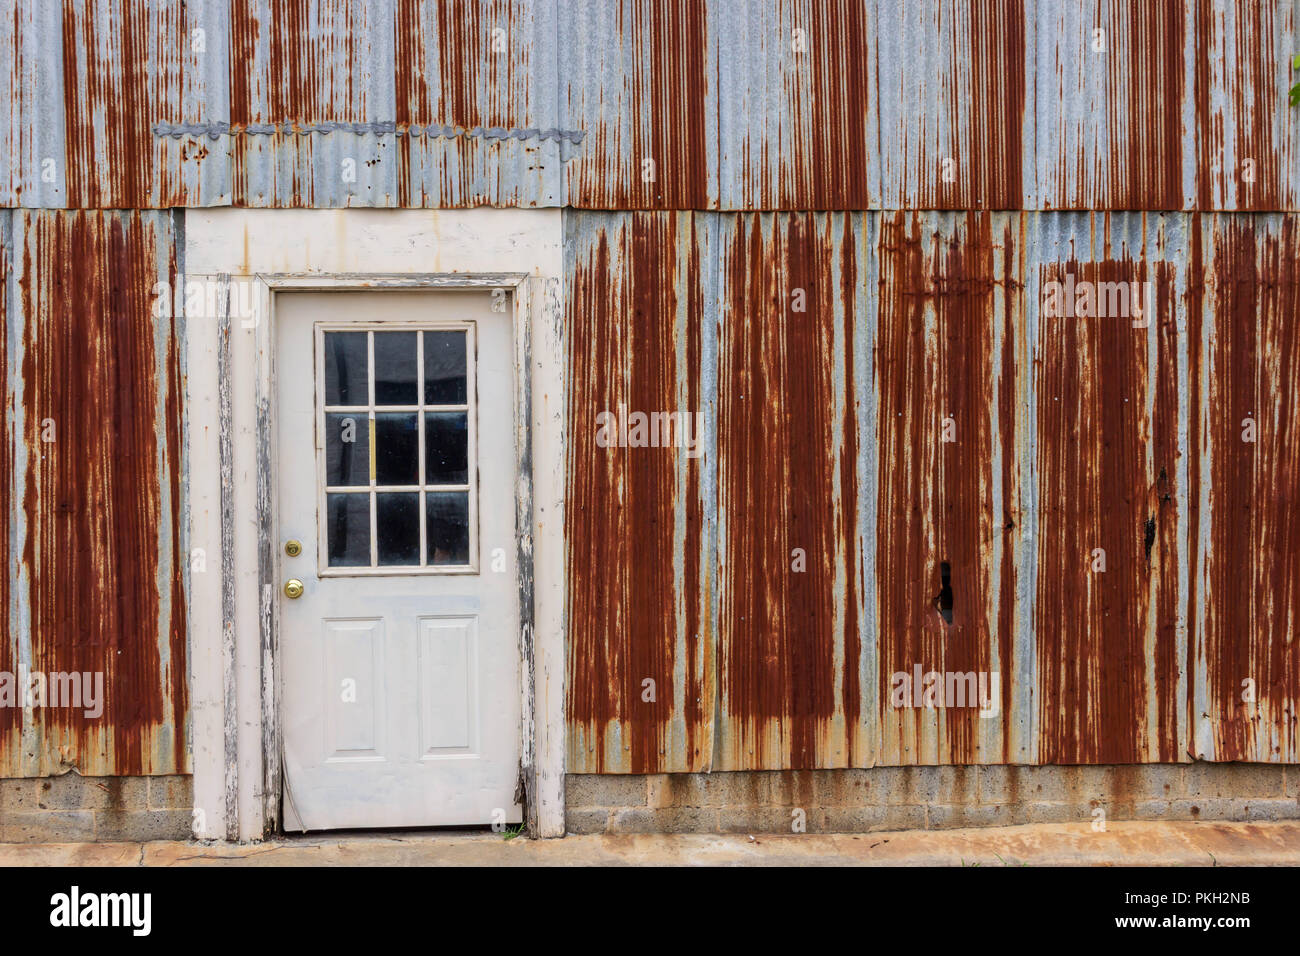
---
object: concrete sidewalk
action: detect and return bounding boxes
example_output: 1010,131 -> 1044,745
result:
2,820 -> 1299,866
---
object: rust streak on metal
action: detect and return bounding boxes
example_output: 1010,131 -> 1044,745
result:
969,0 -> 1025,209
228,0 -> 263,205
1111,0 -> 1185,209
564,213 -> 706,772
393,0 -> 424,204
1194,1 -> 1283,210
0,218 -> 13,761
779,0 -> 873,209
838,216 -> 861,729
1200,217 -> 1300,759
996,216 -> 1022,754
680,216 -> 706,763
875,212 -> 1012,764
60,0 -> 187,207
571,1 -> 709,209
1187,212 -> 1204,751
717,213 -> 859,768
1151,252 -> 1180,758
16,211 -> 187,776
1035,220 -> 1180,762
162,220 -> 187,772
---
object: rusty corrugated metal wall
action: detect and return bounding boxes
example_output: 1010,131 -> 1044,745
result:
1,1 -> 1297,777
1192,214 -> 1300,762
565,208 -> 1299,769
3,0 -> 1300,211
565,212 -> 715,772
0,210 -> 187,776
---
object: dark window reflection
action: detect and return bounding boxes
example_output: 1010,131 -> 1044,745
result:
374,413 -> 418,485
424,412 -> 468,484
373,332 -> 418,405
377,493 -> 420,565
426,492 -> 470,565
325,413 -> 369,486
424,331 -> 467,405
327,493 -> 370,566
324,331 -> 367,405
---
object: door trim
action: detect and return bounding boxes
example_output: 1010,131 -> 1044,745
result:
183,209 -> 566,841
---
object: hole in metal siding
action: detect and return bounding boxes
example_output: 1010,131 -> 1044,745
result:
935,561 -> 954,626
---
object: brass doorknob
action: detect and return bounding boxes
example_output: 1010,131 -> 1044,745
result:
283,579 -> 304,599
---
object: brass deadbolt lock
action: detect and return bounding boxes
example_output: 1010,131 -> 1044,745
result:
284,539 -> 302,557
283,579 -> 304,599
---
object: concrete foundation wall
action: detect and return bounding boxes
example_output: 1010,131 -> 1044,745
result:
7,766 -> 1297,842
566,767 -> 1300,835
0,774 -> 192,843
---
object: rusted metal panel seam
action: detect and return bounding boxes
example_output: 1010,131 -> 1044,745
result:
0,208 -> 18,777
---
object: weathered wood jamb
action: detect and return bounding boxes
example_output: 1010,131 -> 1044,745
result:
513,278 -> 538,835
253,277 -> 278,835
530,274 -> 567,836
217,275 -> 239,842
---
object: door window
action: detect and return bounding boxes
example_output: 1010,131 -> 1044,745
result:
316,325 -> 477,573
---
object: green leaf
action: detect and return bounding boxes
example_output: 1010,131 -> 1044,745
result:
1292,53 -> 1300,70
1291,82 -> 1300,106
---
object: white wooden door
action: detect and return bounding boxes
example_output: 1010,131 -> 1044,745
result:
275,290 -> 521,831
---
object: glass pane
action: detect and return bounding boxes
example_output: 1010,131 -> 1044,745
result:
326,493 -> 370,567
324,413 -> 369,486
424,330 -> 467,405
377,493 -> 420,565
374,412 -> 418,485
426,492 -> 470,565
424,412 -> 469,485
373,332 -> 418,405
323,331 -> 368,406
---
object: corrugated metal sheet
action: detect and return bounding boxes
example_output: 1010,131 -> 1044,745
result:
395,0 -> 564,207
229,0 -> 398,207
0,210 -> 15,773
875,211 -> 1029,765
1027,212 -> 1189,763
1035,0 -> 1196,210
563,0 -> 714,209
565,211 -> 715,773
0,0 -> 230,208
876,0 -> 1032,209
713,212 -> 871,770
1192,213 -> 1300,762
4,0 -> 1300,210
228,0 -> 565,207
714,0 -> 876,209
565,209 -> 1300,769
1194,0 -> 1300,210
0,209 -> 187,776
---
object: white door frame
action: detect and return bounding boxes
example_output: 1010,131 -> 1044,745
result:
183,210 -> 566,841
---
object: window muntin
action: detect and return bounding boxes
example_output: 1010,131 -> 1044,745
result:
316,324 -> 477,574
